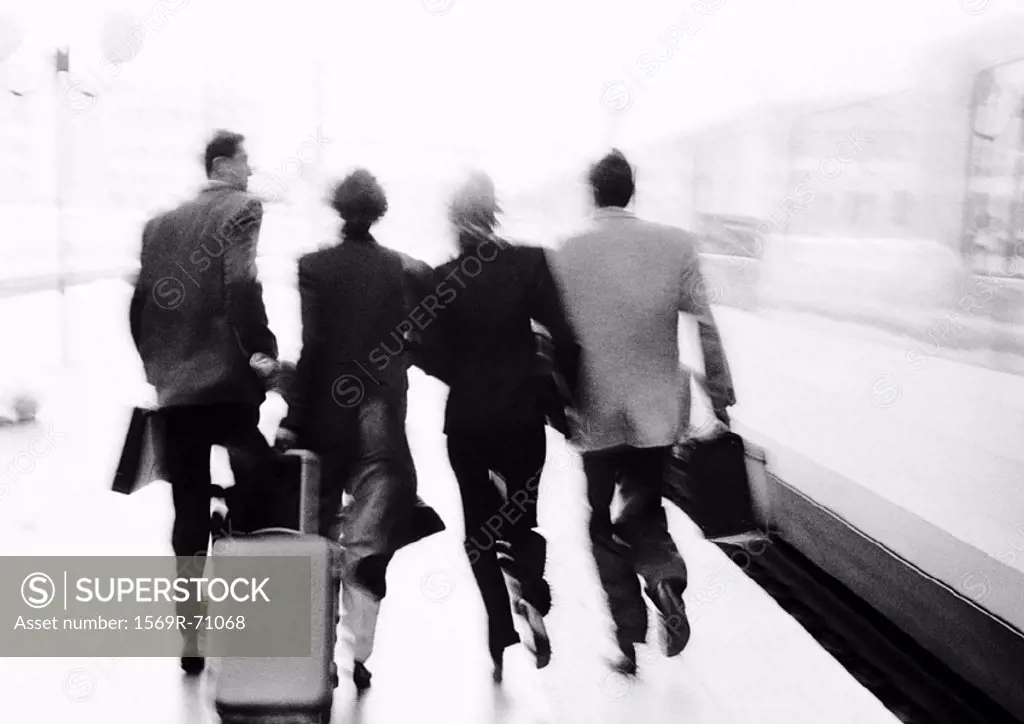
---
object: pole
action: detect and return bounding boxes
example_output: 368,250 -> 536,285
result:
55,46 -> 71,368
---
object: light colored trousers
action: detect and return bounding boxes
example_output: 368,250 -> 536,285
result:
340,572 -> 382,664
321,397 -> 418,664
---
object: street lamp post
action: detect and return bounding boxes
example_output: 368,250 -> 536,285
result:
55,46 -> 71,367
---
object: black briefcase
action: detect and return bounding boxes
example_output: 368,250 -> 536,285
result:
111,407 -> 166,495
664,431 -> 764,540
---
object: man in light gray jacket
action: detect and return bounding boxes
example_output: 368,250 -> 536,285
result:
553,149 -> 735,677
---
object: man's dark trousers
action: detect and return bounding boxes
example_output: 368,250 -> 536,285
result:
583,445 -> 688,651
446,423 -> 550,659
160,402 -> 274,650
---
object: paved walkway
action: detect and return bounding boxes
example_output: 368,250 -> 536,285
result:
0,368 -> 901,724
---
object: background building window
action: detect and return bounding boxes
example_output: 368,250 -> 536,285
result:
809,192 -> 833,234
847,191 -> 863,228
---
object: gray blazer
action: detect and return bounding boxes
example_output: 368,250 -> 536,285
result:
553,207 -> 735,451
130,182 -> 278,408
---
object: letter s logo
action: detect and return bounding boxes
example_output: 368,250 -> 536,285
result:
152,277 -> 185,310
960,572 -> 991,603
867,374 -> 901,408
21,572 -> 56,609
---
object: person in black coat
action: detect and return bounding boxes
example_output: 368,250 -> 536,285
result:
416,171 -> 580,683
129,129 -> 279,676
274,170 -> 442,691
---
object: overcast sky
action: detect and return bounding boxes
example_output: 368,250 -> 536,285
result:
5,0 -> 1023,195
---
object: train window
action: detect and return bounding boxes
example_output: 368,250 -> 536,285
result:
965,58 -> 1024,276
891,191 -> 912,228
806,192 -> 830,234
847,191 -> 863,228
860,193 -> 878,233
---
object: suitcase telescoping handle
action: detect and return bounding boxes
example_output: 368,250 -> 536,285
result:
285,449 -> 321,536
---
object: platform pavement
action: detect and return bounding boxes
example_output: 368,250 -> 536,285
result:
0,365 -> 902,724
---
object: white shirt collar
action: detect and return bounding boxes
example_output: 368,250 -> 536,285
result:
594,206 -> 635,220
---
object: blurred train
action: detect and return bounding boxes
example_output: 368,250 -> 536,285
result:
511,13 -> 1024,350
507,15 -> 1024,721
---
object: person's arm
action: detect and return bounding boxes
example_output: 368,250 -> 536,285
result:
399,254 -> 440,375
129,219 -> 155,354
222,198 -> 278,364
677,237 -> 736,422
529,248 -> 581,401
407,263 -> 454,384
278,258 -> 319,443
697,315 -> 735,425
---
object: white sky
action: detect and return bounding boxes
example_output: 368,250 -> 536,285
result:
5,0 -> 1024,194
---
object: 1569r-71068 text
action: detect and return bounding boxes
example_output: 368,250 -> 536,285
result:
134,615 -> 246,631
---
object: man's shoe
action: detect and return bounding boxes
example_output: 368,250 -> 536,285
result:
653,580 -> 690,657
210,495 -> 230,543
181,633 -> 204,676
513,599 -> 551,669
353,661 -> 372,692
180,656 -> 205,676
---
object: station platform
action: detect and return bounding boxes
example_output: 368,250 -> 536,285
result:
4,272 -> 1018,722
0,363 -> 903,724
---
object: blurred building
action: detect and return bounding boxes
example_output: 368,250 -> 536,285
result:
0,47 -> 63,274
0,91 -> 49,207
0,5 -> 332,274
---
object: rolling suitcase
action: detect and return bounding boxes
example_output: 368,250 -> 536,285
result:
212,450 -> 339,724
211,453 -> 304,538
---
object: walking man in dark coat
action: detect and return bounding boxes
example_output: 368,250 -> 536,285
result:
129,129 -> 279,676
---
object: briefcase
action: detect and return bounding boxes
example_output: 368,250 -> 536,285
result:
111,407 -> 166,495
664,431 -> 767,540
213,450 -> 339,723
